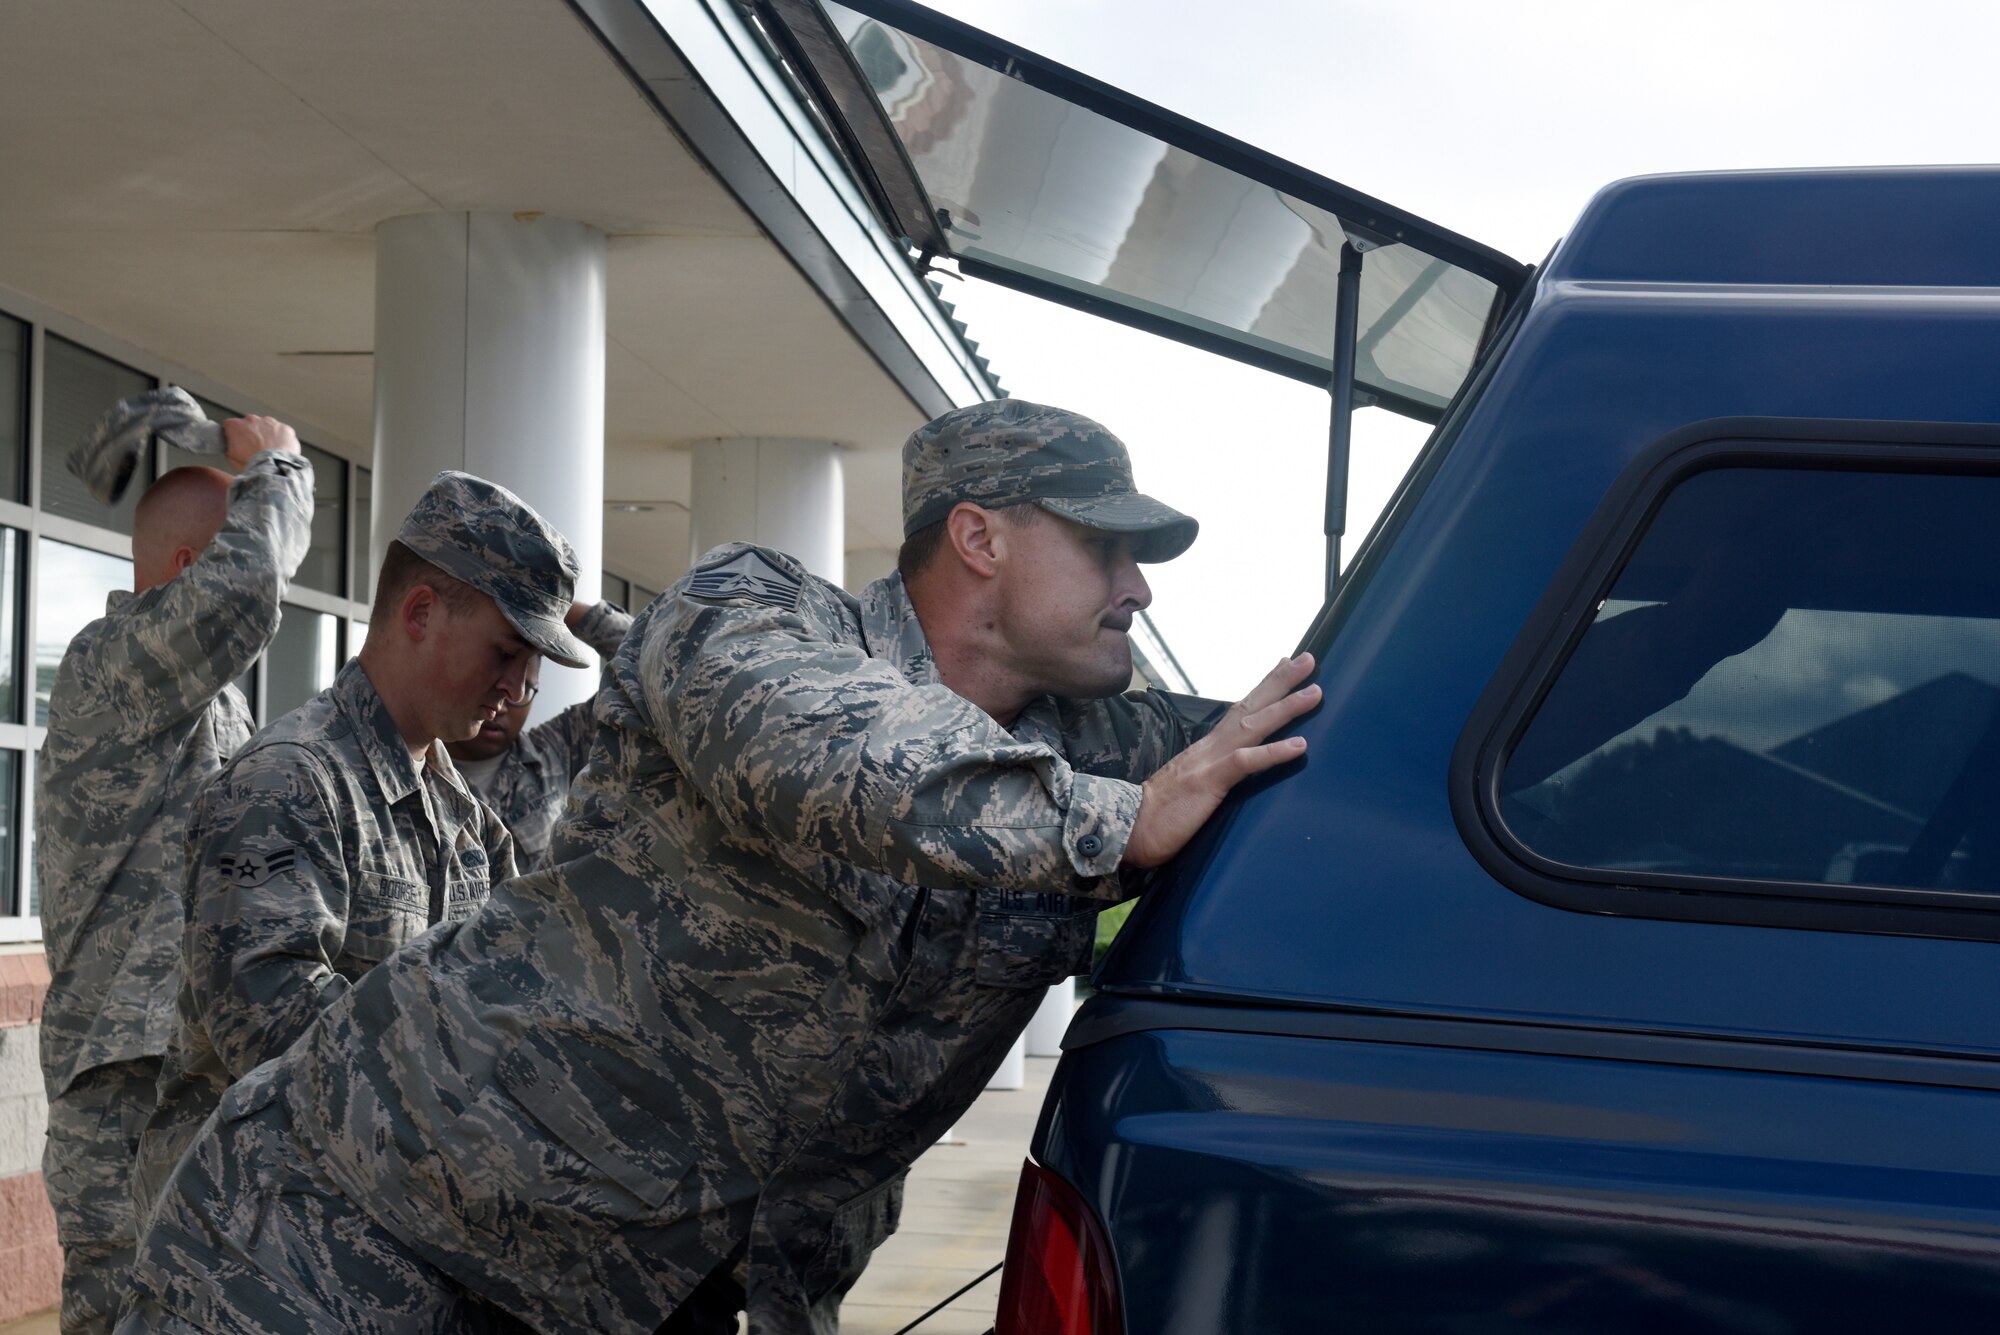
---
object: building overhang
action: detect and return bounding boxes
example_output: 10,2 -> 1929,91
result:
0,0 -> 996,589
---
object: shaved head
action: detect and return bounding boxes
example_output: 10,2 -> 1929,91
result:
133,467 -> 232,592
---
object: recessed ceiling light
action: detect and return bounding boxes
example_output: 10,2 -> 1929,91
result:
605,499 -> 688,513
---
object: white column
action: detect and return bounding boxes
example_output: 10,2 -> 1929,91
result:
986,1035 -> 1026,1090
371,212 -> 607,715
1025,978 -> 1075,1056
689,438 -> 843,584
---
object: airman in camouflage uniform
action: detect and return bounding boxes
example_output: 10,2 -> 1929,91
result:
132,471 -> 592,1224
448,599 -> 634,868
118,401 -> 1322,1335
37,418 -> 312,1335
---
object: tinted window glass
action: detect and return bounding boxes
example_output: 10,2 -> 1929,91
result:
813,3 -> 1508,416
297,445 -> 346,594
0,312 -> 26,503
35,539 -> 132,725
39,336 -> 150,533
266,607 -> 340,721
1502,466 -> 2000,894
353,466 -> 372,603
0,529 -> 21,724
0,753 -> 19,917
233,665 -> 258,725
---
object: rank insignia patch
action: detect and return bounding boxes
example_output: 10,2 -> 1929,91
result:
217,848 -> 298,889
685,550 -> 803,610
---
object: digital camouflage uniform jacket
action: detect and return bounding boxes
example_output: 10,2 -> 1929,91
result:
37,450 -> 313,1104
135,657 -> 517,1216
470,600 -> 632,867
266,543 -> 1216,1335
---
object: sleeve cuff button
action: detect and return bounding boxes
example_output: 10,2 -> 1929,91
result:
1077,834 -> 1103,857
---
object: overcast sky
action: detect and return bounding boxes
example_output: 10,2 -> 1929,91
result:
912,0 -> 2000,699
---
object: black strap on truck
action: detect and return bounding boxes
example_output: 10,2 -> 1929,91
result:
1324,240 -> 1364,594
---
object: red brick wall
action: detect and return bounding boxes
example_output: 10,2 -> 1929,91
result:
0,950 -> 59,1323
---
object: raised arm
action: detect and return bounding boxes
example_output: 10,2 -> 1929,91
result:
518,600 -> 638,782
91,426 -> 314,730
628,551 -> 1138,898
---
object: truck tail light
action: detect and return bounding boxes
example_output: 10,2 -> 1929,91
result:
995,1158 -> 1123,1335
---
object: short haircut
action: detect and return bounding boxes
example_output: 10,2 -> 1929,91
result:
373,538 -> 484,617
895,501 -> 1043,581
132,467 -> 230,577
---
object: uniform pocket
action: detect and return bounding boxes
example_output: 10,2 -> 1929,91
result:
343,871 -> 428,964
494,1029 -> 693,1210
973,888 -> 1098,989
382,1028 -> 698,1303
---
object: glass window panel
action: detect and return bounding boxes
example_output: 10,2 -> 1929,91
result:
0,753 -> 20,918
817,4 -> 1504,415
265,607 -> 340,721
39,335 -> 151,533
630,583 -> 660,610
34,539 -> 132,726
602,573 -> 629,609
0,312 -> 27,503
233,665 -> 257,726
1501,467 -> 2000,894
352,465 -> 373,605
0,529 -> 21,725
296,445 -> 347,594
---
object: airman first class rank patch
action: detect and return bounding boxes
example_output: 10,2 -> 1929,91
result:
685,550 -> 803,610
217,848 -> 298,888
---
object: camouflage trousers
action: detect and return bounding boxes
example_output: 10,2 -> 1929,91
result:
661,1171 -> 904,1335
117,1072 -> 532,1335
116,1066 -> 892,1335
43,1057 -> 161,1335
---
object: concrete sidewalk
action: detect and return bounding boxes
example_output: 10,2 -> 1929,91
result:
836,1054 -> 1051,1335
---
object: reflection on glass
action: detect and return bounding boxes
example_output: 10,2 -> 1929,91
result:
0,312 -> 27,503
232,666 -> 257,726
39,336 -> 151,533
1502,468 -> 2000,893
0,530 -> 20,724
35,539 -> 132,726
266,607 -> 340,721
0,753 -> 19,918
297,445 -> 347,595
824,5 -> 1503,414
353,466 -> 373,604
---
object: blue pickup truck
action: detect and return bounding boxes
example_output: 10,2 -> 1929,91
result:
759,2 -> 2000,1330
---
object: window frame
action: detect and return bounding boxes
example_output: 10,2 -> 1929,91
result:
1451,417 -> 2000,943
0,289 -> 372,941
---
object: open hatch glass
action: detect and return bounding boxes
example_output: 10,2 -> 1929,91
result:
761,0 -> 1530,422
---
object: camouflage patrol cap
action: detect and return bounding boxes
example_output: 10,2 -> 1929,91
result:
902,399 -> 1197,562
69,386 -> 227,505
394,471 -> 590,669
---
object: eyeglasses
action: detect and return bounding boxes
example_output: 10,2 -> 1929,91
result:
501,681 -> 541,709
